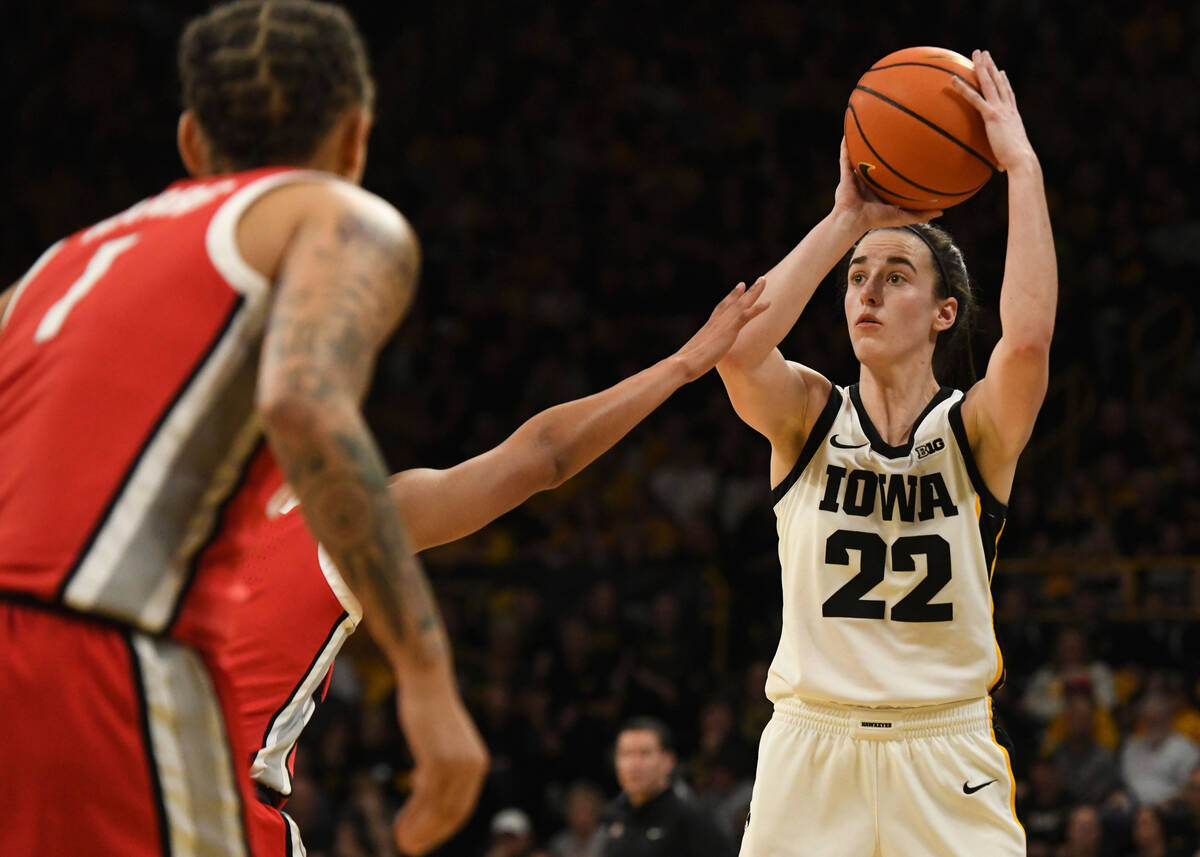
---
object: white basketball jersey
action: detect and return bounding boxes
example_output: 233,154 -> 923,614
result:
767,384 -> 1006,707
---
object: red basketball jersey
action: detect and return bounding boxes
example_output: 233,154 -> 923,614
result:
0,167 -> 325,650
214,450 -> 361,803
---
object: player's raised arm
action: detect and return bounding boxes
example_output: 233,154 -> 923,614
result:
716,143 -> 939,476
251,181 -> 486,856
388,279 -> 768,551
954,50 -> 1057,500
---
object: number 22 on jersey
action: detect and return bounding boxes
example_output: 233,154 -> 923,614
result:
822,529 -> 953,623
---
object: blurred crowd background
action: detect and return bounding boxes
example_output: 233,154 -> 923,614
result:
4,1 -> 1199,855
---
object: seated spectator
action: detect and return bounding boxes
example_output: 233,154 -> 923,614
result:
1121,695 -> 1200,806
1060,804 -> 1110,857
1044,675 -> 1123,754
688,697 -> 753,791
1023,627 -> 1117,724
1123,804 -> 1186,857
1018,758 -> 1071,857
692,745 -> 754,843
547,781 -> 606,857
486,808 -> 546,857
1162,765 -> 1200,855
1047,682 -> 1123,805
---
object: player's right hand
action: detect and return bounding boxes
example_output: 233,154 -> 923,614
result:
392,664 -> 489,855
832,137 -> 942,232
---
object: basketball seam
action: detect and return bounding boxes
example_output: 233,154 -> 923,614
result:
846,103 -> 987,200
854,84 -> 999,171
862,62 -> 984,96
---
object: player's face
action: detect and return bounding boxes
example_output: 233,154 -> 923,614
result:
614,729 -> 674,804
845,231 -> 956,370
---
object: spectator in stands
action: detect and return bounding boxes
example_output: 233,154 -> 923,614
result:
1060,805 -> 1109,857
1047,681 -> 1123,804
601,717 -> 734,857
486,808 -> 544,857
1124,804 -> 1184,857
1017,758 -> 1070,857
1121,695 -> 1200,807
546,781 -> 606,857
1163,765 -> 1200,855
1024,627 -> 1117,723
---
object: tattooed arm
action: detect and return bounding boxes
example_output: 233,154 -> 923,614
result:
242,180 -> 486,855
252,182 -> 441,670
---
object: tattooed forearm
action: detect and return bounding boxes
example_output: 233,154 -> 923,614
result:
273,417 -> 448,669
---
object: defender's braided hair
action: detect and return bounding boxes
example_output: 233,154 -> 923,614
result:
179,0 -> 374,171
849,223 -> 979,390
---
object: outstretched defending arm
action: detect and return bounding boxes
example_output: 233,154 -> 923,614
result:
955,50 -> 1057,502
390,280 -> 769,551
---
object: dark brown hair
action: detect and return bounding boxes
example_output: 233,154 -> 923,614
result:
178,0 -> 374,170
850,223 -> 979,390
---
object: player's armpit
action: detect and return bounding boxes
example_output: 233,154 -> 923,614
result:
718,351 -> 830,483
962,337 -> 1050,502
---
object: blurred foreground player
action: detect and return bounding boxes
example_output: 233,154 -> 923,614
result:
0,2 -> 483,855
227,280 -> 768,855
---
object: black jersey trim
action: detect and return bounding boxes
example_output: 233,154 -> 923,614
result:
771,386 -> 843,506
0,590 -> 137,634
281,811 -> 295,857
54,293 -> 247,604
947,399 -> 1007,518
255,609 -> 350,797
125,633 -> 174,857
849,384 -> 954,459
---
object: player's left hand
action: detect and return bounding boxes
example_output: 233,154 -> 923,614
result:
673,278 -> 771,381
949,50 -> 1037,172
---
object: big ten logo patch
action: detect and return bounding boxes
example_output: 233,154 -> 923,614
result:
914,437 -> 945,460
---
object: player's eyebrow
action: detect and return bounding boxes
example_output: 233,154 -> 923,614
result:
848,255 -> 917,271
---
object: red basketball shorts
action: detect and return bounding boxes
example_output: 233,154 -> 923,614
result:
0,599 -> 258,857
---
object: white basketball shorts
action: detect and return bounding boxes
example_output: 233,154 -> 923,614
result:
739,696 -> 1025,857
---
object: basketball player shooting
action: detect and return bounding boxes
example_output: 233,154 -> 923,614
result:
717,50 -> 1055,855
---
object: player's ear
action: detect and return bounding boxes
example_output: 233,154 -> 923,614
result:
934,295 -> 958,332
177,111 -> 213,178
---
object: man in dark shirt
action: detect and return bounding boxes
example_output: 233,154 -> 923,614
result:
602,717 -> 736,857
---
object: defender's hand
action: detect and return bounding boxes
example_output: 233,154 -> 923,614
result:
392,666 -> 489,855
673,278 -> 771,381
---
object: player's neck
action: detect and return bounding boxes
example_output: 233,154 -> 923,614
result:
856,365 -> 942,447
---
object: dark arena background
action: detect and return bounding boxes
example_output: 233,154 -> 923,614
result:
4,2 -> 1199,855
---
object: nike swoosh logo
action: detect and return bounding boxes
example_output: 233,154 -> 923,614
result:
830,435 -> 868,449
962,779 -> 997,795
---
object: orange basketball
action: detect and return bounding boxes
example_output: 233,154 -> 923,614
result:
844,47 -> 997,210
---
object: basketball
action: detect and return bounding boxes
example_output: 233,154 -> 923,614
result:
844,46 -> 997,210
